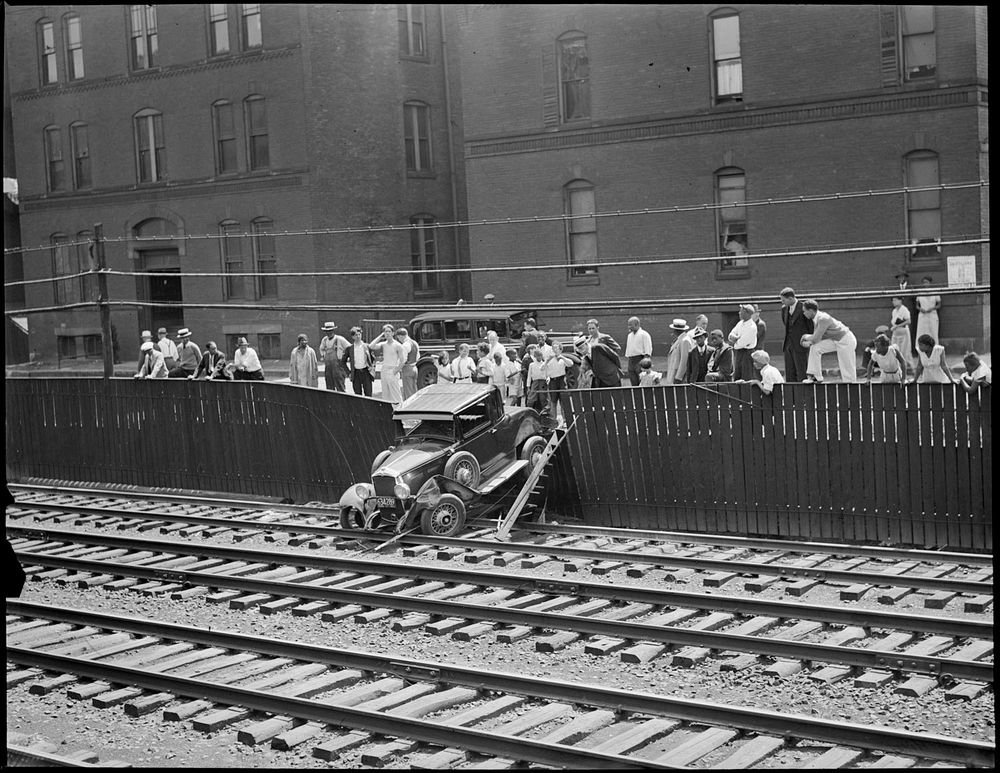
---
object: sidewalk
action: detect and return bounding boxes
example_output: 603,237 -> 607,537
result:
6,352 -> 990,386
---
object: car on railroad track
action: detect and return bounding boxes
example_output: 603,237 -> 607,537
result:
338,382 -> 554,537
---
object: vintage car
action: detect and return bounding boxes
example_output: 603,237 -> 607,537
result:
407,308 -> 579,389
338,382 -> 553,537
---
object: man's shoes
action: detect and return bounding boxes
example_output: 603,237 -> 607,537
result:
802,376 -> 821,383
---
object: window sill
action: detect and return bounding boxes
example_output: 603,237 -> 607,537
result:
715,267 -> 751,280
406,170 -> 437,179
399,54 -> 430,63
567,273 -> 600,286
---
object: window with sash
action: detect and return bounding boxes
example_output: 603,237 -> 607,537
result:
905,151 -> 942,260
900,5 -> 935,80
64,13 -> 84,80
712,12 -> 742,103
404,101 -> 432,172
252,218 -> 278,298
134,109 -> 166,182
220,221 -> 246,299
398,4 -> 426,57
77,230 -> 99,303
213,100 -> 237,174
410,215 -> 438,293
71,123 -> 91,189
44,126 -> 66,192
51,234 -> 76,305
245,95 -> 269,170
241,4 -> 262,49
209,4 -> 230,55
557,32 -> 590,122
129,5 -> 158,71
565,180 -> 598,279
38,19 -> 57,85
716,169 -> 749,273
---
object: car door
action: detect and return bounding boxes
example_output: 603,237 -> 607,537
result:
456,397 -> 504,480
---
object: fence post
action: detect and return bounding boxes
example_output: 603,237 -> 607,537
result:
94,224 -> 113,380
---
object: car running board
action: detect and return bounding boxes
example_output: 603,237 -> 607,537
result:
494,420 -> 575,542
479,459 -> 530,495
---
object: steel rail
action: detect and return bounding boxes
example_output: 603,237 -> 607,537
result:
14,481 -> 994,567
4,648 -> 671,770
10,525 -> 992,640
8,600 -> 995,768
13,548 -> 993,681
6,745 -> 100,768
9,502 -> 992,594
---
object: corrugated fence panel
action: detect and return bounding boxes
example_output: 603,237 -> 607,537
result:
6,378 -> 396,504
557,382 -> 991,551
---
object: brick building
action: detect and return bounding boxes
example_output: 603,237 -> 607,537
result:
455,4 -> 989,354
4,4 -> 469,362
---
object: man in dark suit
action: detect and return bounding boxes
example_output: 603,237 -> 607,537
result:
705,329 -> 734,382
780,287 -> 813,382
685,327 -> 713,382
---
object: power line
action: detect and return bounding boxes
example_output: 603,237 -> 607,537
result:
6,284 -> 990,318
3,236 -> 989,287
3,180 -> 988,257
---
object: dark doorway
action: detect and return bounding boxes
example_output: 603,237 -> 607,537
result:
137,249 -> 183,335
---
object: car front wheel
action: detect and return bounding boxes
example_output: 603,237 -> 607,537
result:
519,435 -> 548,468
339,506 -> 366,530
420,493 -> 467,537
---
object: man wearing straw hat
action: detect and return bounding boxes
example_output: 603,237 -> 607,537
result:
170,328 -> 201,378
319,321 -> 350,392
663,318 -> 691,385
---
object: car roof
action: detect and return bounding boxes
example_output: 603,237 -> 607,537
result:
408,309 -> 533,324
393,383 -> 496,417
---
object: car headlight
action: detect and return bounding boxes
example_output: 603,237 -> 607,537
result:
354,483 -> 373,498
394,483 -> 412,499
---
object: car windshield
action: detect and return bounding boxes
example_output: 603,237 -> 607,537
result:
400,418 -> 457,441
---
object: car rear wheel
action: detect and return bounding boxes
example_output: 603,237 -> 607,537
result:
417,362 -> 437,389
339,506 -> 366,531
444,451 -> 481,488
420,494 -> 467,537
519,435 -> 548,468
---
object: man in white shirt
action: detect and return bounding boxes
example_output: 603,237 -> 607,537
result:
397,327 -> 420,400
624,316 -> 653,386
155,327 -> 179,371
728,304 -> 758,381
800,299 -> 858,383
450,343 -> 475,382
233,336 -> 265,380
748,350 -> 785,395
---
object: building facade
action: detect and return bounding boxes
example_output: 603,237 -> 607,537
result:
455,4 -> 989,352
5,4 -> 469,362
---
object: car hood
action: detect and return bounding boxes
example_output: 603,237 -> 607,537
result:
374,441 -> 451,478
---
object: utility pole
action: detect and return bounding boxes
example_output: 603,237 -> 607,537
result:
94,224 -> 113,379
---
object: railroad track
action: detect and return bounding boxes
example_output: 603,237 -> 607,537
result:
9,525 -> 993,698
8,483 -> 994,610
7,600 -> 995,769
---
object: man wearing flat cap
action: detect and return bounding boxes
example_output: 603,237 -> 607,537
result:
728,304 -> 758,382
319,322 -> 350,392
779,287 -> 812,382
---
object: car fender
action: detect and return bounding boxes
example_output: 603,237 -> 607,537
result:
416,474 -> 480,507
339,483 -> 372,513
511,412 -> 546,449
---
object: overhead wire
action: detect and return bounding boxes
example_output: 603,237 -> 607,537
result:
3,179 -> 988,257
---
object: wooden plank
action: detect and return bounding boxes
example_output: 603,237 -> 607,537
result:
940,385 -> 960,548
901,384 -> 920,546
703,386 -> 729,534
928,385 -> 949,547
736,383 -> 757,537
721,387 -> 743,535
870,385 -> 893,544
952,387 -> 973,550
979,385 -> 991,551
914,384 -> 934,546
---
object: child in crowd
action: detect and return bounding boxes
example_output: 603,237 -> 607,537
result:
505,349 -> 523,406
959,352 -> 991,393
863,334 -> 907,384
475,342 -> 493,384
545,341 -> 574,425
490,351 -> 509,400
747,350 -> 785,394
435,351 -> 454,383
638,357 -> 662,386
525,346 -> 548,413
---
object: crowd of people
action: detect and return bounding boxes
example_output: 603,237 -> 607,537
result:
131,280 -> 990,407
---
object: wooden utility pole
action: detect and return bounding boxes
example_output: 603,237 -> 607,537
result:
94,224 -> 113,379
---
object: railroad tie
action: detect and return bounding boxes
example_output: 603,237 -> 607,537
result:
91,685 -> 145,709
492,702 -> 573,736
172,652 -> 258,680
585,718 -> 679,755
437,547 -> 467,561
402,544 -> 435,557
867,754 -> 918,768
963,595 -> 992,614
271,721 -> 325,751
321,676 -> 406,707
312,731 -> 371,761
28,672 -> 78,695
124,692 -> 175,717
840,583 -> 874,601
655,726 -> 740,766
361,739 -> 421,767
708,734 -> 785,769
353,681 -> 439,713
671,612 -> 738,667
392,613 -> 434,631
803,746 -> 863,769
387,686 -> 480,718
923,591 -> 959,609
237,714 -> 295,746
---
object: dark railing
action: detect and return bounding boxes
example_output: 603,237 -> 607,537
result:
5,379 -> 396,504
563,382 -> 991,551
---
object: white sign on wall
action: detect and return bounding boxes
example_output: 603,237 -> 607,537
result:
947,255 -> 976,287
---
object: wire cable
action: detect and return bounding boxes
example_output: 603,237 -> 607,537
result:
3,179 -> 988,256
